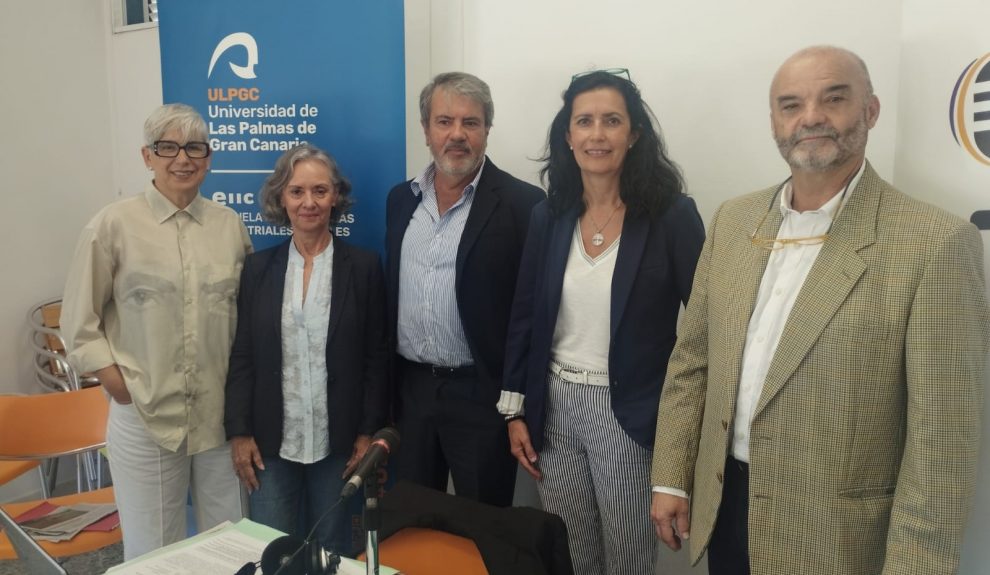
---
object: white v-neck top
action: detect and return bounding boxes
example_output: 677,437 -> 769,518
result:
550,223 -> 620,372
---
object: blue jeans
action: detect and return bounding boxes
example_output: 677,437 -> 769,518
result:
248,452 -> 354,555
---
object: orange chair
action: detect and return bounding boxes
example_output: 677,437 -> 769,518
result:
0,461 -> 43,524
0,386 -> 119,559
0,399 -> 41,493
0,486 -> 117,559
0,461 -> 40,487
359,527 -> 489,575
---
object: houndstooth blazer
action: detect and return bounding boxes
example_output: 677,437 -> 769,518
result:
651,163 -> 989,575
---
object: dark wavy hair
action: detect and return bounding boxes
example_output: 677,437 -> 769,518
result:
540,71 -> 684,218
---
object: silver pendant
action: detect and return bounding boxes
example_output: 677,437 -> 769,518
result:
591,232 -> 604,247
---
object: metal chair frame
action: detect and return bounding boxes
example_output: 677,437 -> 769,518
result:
23,298 -> 107,496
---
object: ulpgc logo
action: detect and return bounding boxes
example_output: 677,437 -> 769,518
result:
950,52 -> 990,166
207,32 -> 260,102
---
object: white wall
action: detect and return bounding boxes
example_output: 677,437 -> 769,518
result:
459,0 -> 901,222
894,1 -> 990,572
108,25 -> 163,199
3,1 -> 989,573
0,2 -> 117,392
0,1 -> 117,501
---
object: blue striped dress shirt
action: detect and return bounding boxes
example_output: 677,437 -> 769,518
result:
396,160 -> 486,367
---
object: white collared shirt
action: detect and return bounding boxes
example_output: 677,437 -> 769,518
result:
654,162 -> 864,497
396,159 -> 486,367
279,238 -> 334,463
731,162 -> 863,462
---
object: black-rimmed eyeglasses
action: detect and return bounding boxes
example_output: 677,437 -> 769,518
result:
153,140 -> 211,159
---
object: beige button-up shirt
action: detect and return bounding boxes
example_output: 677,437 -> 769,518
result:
62,184 -> 252,454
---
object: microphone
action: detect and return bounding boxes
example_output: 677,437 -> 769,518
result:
340,427 -> 400,498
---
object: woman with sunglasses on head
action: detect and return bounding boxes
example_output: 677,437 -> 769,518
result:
498,70 -> 705,574
61,103 -> 252,560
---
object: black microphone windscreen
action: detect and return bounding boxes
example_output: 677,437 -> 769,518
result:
373,427 -> 400,451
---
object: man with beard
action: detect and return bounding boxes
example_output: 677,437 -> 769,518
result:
385,72 -> 543,505
649,46 -> 989,574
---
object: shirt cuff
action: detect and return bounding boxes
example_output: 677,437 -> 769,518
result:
67,338 -> 115,375
652,486 -> 689,499
496,390 -> 525,418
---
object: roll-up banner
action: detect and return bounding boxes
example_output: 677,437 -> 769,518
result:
158,0 -> 405,252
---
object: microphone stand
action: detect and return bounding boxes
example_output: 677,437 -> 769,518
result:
363,463 -> 383,575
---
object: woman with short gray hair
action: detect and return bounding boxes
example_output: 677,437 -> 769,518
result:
61,103 -> 252,560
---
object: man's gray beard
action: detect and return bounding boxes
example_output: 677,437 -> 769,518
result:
435,149 -> 485,179
777,117 -> 868,172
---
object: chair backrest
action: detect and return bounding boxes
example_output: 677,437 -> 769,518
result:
28,298 -> 75,392
374,481 -> 574,575
371,527 -> 488,575
0,507 -> 67,575
0,386 -> 108,459
39,303 -> 64,355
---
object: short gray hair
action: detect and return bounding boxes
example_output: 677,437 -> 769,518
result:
259,144 -> 354,227
143,103 -> 208,146
419,72 -> 494,128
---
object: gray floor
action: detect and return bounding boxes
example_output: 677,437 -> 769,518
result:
658,543 -> 709,575
0,543 -> 122,575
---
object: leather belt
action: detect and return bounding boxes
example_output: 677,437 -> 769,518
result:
403,359 -> 476,379
549,360 -> 610,387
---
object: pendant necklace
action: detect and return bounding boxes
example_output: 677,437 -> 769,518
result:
587,203 -> 622,247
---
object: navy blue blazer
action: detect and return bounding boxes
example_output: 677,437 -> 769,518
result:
224,237 -> 388,457
503,195 -> 705,450
385,159 -> 544,402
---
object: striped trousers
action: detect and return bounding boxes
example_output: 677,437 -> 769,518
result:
538,368 -> 657,575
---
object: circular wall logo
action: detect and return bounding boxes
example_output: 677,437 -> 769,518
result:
950,53 -> 990,166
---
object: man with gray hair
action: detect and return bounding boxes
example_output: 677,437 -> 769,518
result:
650,46 -> 988,574
385,72 -> 543,505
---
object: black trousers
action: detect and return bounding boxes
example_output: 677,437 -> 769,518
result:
707,456 -> 751,575
393,358 -> 516,507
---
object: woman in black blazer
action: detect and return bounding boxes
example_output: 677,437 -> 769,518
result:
224,144 -> 387,555
498,71 -> 704,574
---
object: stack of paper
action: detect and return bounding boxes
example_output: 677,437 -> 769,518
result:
14,502 -> 119,542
